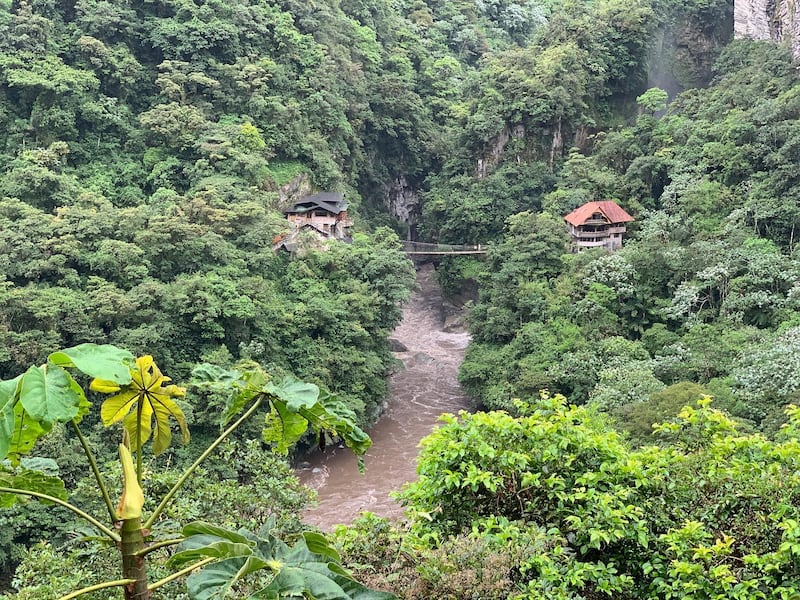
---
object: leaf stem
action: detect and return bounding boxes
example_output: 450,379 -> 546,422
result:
0,487 -> 120,542
136,395 -> 143,485
144,395 -> 264,530
70,419 -> 116,522
148,557 -> 216,591
133,537 -> 184,557
57,578 -> 136,600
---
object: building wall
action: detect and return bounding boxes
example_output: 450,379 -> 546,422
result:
287,211 -> 352,239
569,224 -> 627,251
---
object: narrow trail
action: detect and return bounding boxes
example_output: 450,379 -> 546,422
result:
297,264 -> 471,530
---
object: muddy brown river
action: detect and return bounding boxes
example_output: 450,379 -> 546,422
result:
297,264 -> 471,530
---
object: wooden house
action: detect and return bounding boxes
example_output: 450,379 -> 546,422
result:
564,201 -> 633,251
284,192 -> 353,241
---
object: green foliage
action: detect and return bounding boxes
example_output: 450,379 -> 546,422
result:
611,381 -> 709,445
374,394 -> 800,599
0,345 -> 389,599
171,522 -> 395,599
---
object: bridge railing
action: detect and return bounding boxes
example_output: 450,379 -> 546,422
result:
402,241 -> 486,254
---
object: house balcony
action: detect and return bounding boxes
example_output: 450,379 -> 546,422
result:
574,239 -> 609,248
575,227 -> 626,238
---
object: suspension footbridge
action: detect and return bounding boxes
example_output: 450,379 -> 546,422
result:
402,241 -> 487,256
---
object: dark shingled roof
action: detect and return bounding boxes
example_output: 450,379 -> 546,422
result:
564,201 -> 634,227
286,192 -> 348,215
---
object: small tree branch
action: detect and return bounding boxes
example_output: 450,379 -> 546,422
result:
58,578 -> 136,600
144,395 -> 264,529
70,419 -> 116,522
148,557 -> 216,591
0,487 -> 120,542
133,537 -> 184,557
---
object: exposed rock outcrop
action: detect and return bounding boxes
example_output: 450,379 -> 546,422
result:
278,173 -> 313,210
735,0 -> 800,58
648,7 -> 733,92
476,124 -> 525,178
385,175 -> 420,235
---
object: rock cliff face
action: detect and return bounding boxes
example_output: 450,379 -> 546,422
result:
278,173 -> 313,209
648,4 -> 733,93
385,175 -> 420,238
735,0 -> 800,58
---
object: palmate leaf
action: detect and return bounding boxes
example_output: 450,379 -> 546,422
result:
173,522 -> 255,560
262,402 -> 309,455
19,364 -> 84,424
193,366 -> 371,460
172,522 -> 397,600
265,377 -> 321,411
264,377 -> 372,459
188,557 -> 270,600
191,363 -> 268,427
96,356 -> 188,454
253,543 -> 397,600
171,523 -> 265,600
48,343 -> 134,385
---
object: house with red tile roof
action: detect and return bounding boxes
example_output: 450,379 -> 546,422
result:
564,201 -> 634,251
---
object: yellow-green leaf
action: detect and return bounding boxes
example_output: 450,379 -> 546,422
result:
90,378 -> 122,394
100,390 -> 139,426
123,402 -> 153,452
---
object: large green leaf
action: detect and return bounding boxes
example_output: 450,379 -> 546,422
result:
0,376 -> 21,461
262,401 -> 309,454
48,343 -> 134,384
176,523 -> 397,600
170,522 -> 255,568
191,363 -> 264,427
265,376 -> 320,411
262,381 -> 371,458
19,365 -> 83,424
194,365 -> 370,459
7,401 -> 52,463
172,523 -> 266,600
0,464 -> 66,508
252,536 -> 396,600
191,364 -> 245,389
187,557 -> 269,600
294,393 -> 372,457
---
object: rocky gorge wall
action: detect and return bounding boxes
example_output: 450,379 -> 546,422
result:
735,0 -> 800,58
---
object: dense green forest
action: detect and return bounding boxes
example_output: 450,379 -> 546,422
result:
2,0 -> 800,594
457,40 -> 800,439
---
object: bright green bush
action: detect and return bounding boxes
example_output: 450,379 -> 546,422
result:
381,394 -> 800,599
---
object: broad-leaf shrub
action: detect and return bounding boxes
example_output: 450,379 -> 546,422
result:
390,393 -> 800,599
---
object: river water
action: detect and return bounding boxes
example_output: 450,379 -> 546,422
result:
297,264 -> 471,530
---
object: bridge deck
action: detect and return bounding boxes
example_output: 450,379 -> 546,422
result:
402,242 -> 487,256
405,250 -> 487,255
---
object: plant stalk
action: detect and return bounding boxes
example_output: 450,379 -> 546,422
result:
148,557 -> 215,591
0,487 -> 120,542
70,419 -> 116,522
133,537 -> 184,557
120,517 -> 149,600
58,578 -> 136,600
144,395 -> 264,529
